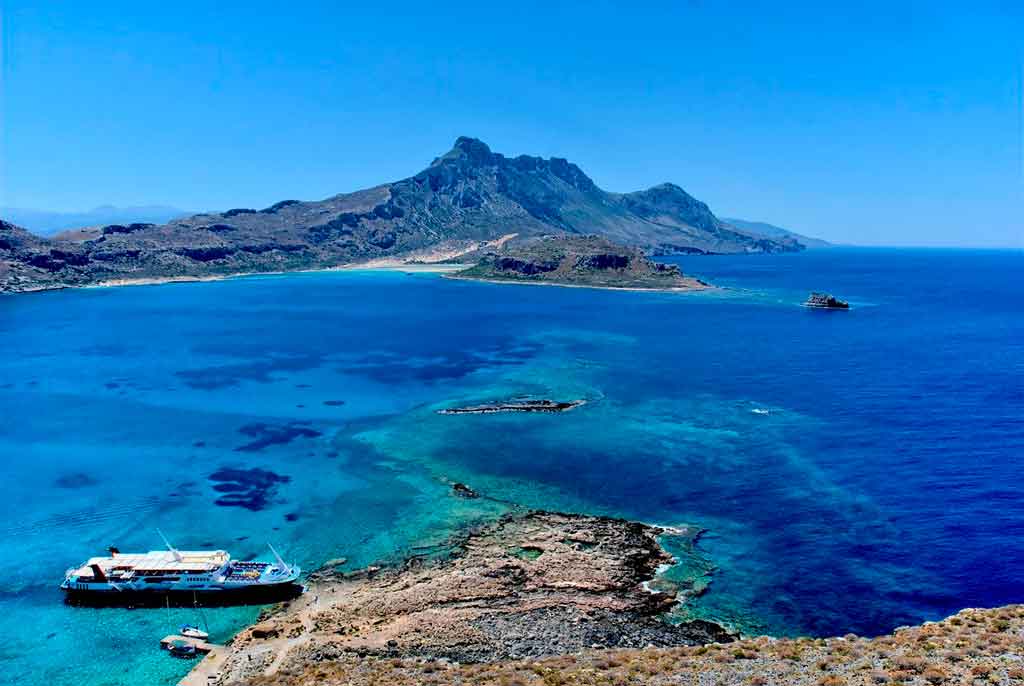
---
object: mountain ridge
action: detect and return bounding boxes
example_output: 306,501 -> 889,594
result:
722,217 -> 830,249
1,137 -> 803,294
1,205 -> 190,237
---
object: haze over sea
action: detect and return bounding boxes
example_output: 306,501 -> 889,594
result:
0,248 -> 1021,686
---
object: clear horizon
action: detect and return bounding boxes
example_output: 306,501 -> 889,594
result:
1,2 -> 1021,248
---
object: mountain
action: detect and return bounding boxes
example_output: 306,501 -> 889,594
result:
0,137 -> 802,294
1,205 -> 190,236
721,217 -> 831,249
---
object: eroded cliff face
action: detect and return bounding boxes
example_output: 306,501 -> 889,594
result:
195,511 -> 731,685
1,138 -> 800,294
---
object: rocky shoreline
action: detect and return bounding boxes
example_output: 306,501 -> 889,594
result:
183,505 -> 1024,686
185,511 -> 732,685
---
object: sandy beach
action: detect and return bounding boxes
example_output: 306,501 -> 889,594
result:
83,261 -> 466,291
72,235 -> 518,293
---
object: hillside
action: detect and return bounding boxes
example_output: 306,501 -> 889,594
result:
0,138 -> 800,294
723,217 -> 831,249
450,234 -> 710,291
239,605 -> 1023,686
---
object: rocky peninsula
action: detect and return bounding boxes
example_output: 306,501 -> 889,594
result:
449,235 -> 711,291
175,510 -> 1024,686
184,511 -> 732,685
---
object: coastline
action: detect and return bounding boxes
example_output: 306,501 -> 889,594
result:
10,262 -> 712,296
444,273 -> 715,293
71,262 -> 466,291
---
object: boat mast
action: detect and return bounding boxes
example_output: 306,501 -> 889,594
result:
267,542 -> 288,572
156,528 -> 183,562
195,593 -> 210,633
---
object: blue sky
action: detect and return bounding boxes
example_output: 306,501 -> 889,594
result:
1,1 -> 1021,246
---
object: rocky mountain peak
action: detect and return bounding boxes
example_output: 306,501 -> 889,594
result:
432,136 -> 497,167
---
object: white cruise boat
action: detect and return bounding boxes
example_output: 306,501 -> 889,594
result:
60,531 -> 301,605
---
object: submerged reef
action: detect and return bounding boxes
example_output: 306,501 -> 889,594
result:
208,467 -> 291,511
54,472 -> 99,489
234,421 -> 322,452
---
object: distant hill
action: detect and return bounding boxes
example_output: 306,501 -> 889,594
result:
1,137 -> 803,294
722,218 -> 831,249
451,234 -> 710,291
1,205 -> 190,236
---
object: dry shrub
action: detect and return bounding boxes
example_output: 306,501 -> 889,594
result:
971,662 -> 993,677
541,671 -> 567,686
778,647 -> 803,661
892,655 -> 925,673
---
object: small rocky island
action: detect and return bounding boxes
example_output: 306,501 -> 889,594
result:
803,292 -> 849,309
438,399 -> 586,415
449,235 -> 711,291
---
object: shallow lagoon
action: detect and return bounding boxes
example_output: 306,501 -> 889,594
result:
1,249 -> 1021,685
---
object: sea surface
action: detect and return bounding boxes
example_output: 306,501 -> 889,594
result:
0,248 -> 1021,686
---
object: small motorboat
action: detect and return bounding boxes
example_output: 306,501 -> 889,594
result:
180,624 -> 209,640
167,639 -> 197,658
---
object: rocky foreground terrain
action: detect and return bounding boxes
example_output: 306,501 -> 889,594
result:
237,605 -> 1024,685
1,137 -> 803,294
186,511 -> 732,685
450,235 -> 710,291
183,509 -> 1024,686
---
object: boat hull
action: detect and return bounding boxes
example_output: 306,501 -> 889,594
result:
61,582 -> 304,608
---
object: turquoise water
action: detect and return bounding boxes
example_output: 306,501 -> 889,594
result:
1,249 -> 1021,685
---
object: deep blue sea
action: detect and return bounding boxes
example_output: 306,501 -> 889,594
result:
1,248 -> 1021,685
